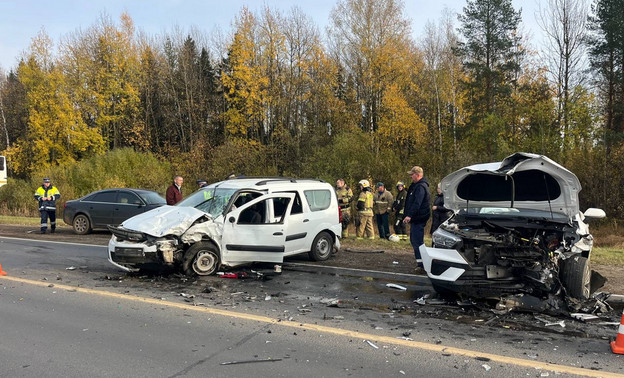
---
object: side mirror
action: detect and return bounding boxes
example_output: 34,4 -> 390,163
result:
584,208 -> 606,220
228,216 -> 236,223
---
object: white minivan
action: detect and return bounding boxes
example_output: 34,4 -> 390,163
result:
108,177 -> 342,276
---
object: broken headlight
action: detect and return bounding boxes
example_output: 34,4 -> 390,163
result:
432,228 -> 463,249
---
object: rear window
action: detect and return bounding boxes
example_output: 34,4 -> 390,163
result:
89,191 -> 117,203
139,191 -> 166,205
304,190 -> 331,211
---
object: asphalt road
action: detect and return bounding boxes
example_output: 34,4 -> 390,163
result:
1,237 -> 623,377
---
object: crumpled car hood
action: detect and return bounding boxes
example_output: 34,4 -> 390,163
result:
119,205 -> 208,237
442,152 -> 581,218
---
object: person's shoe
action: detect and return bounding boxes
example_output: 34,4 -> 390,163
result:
40,230 -> 46,234
50,229 -> 55,234
367,236 -> 375,240
356,237 -> 363,240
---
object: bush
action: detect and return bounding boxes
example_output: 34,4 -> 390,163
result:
0,148 -> 173,217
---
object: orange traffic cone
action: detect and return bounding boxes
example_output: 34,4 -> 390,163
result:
0,263 -> 7,276
612,311 -> 624,354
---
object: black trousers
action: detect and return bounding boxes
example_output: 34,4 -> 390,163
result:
40,209 -> 56,232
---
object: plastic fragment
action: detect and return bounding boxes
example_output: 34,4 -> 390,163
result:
386,283 -> 407,291
365,340 -> 379,349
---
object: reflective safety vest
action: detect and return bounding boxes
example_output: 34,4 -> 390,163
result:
357,191 -> 374,216
336,187 -> 353,209
34,185 -> 61,211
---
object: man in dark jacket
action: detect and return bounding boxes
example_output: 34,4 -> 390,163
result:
392,181 -> 407,238
430,182 -> 451,234
166,175 -> 184,205
403,166 -> 430,266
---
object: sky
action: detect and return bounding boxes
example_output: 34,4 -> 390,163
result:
0,0 -> 544,72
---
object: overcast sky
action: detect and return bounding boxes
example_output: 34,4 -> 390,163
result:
0,0 -> 543,71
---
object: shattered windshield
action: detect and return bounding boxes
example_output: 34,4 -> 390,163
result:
175,188 -> 237,218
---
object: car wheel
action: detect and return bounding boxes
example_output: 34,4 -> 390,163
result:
182,242 -> 220,276
308,232 -> 333,261
73,214 -> 91,235
560,256 -> 591,299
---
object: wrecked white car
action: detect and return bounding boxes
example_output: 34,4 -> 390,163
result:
419,153 -> 606,299
108,178 -> 342,276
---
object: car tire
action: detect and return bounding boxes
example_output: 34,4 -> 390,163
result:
308,232 -> 333,261
560,256 -> 591,299
182,242 -> 220,276
73,214 -> 91,235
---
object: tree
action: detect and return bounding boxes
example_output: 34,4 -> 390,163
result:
457,0 -> 523,118
4,31 -> 104,176
220,8 -> 268,142
538,0 -> 590,151
587,0 -> 624,150
329,0 -> 413,133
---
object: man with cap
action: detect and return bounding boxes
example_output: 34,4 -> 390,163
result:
403,166 -> 430,267
197,179 -> 208,188
373,182 -> 393,239
392,181 -> 407,238
34,178 -> 61,234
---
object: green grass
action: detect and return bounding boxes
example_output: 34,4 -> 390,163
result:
0,215 -> 40,225
592,247 -> 624,266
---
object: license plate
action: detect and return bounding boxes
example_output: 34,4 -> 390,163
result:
115,247 -> 144,257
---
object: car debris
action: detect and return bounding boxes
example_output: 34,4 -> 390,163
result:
220,358 -> 282,365
365,340 -> 379,349
386,283 -> 407,291
535,316 -> 565,327
65,266 -> 77,270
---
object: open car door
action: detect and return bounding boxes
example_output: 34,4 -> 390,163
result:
221,192 -> 295,264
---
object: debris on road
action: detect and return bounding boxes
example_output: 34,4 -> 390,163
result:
344,248 -> 384,254
65,266 -> 77,270
220,358 -> 282,365
365,340 -> 379,349
386,283 -> 407,291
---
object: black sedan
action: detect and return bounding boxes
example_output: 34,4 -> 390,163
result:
63,188 -> 166,234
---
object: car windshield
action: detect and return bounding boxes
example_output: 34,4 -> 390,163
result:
139,191 -> 167,205
176,187 -> 237,217
458,207 -> 569,222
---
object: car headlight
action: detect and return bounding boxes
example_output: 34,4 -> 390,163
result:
432,228 -> 463,249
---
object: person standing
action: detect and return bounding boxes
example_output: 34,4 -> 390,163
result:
196,179 -> 208,188
373,182 -> 393,239
356,179 -> 375,240
335,178 -> 353,238
431,183 -> 451,234
166,175 -> 184,205
34,177 -> 60,234
392,181 -> 407,238
403,166 -> 430,267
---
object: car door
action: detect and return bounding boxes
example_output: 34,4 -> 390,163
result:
277,191 -> 309,254
221,192 -> 295,264
112,190 -> 146,225
85,190 -> 117,227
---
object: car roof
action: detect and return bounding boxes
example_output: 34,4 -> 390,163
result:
87,188 -> 160,195
206,177 -> 330,190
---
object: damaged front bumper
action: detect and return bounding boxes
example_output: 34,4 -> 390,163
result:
419,244 -> 539,297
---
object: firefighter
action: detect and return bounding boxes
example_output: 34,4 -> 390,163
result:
34,177 -> 61,234
356,179 -> 375,240
392,181 -> 407,239
335,178 -> 353,238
